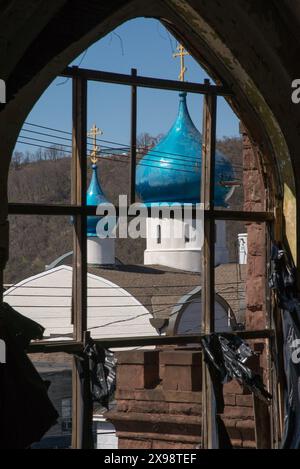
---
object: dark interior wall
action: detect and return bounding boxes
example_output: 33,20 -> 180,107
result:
0,0 -> 299,267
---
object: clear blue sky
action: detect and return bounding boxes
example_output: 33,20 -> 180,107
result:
16,18 -> 239,155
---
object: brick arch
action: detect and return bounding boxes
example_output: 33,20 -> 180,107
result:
0,0 -> 299,266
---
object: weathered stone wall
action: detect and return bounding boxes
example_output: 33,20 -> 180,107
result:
242,129 -> 269,384
242,129 -> 267,331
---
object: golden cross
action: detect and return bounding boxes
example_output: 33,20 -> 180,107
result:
88,124 -> 103,164
173,43 -> 190,82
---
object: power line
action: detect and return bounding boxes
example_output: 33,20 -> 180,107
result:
19,128 -> 244,172
5,292 -> 196,298
4,300 -> 238,333
4,279 -> 244,290
19,133 -> 127,154
4,280 -> 244,291
87,298 -> 207,332
5,300 -> 203,308
16,137 -> 243,178
21,121 -> 245,171
15,140 -> 198,174
16,139 -> 240,177
20,129 -> 129,154
87,312 -> 153,331
19,134 -> 199,171
16,140 -> 129,166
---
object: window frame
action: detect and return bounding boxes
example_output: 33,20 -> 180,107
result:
6,66 -> 275,449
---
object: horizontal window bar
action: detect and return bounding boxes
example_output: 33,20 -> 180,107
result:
8,203 -> 83,216
212,210 -> 274,222
61,66 -> 233,96
28,330 -> 274,354
29,341 -> 82,354
8,203 -> 274,222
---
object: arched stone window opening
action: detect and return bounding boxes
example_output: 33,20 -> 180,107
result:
1,2 -> 298,451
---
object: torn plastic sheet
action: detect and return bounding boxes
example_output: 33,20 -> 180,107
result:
200,333 -> 271,449
83,340 -> 117,409
269,242 -> 300,449
74,339 -> 117,449
201,333 -> 272,404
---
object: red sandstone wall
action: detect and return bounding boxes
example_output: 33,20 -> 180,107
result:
242,130 -> 267,331
242,129 -> 269,384
107,350 -> 256,449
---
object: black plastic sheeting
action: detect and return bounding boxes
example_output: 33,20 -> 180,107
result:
84,341 -> 116,410
201,333 -> 272,449
0,302 -> 58,449
74,339 -> 117,449
269,243 -> 300,449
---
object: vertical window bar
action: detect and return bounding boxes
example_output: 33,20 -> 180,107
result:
130,68 -> 137,206
0,222 -> 8,304
71,72 -> 88,449
201,84 -> 217,449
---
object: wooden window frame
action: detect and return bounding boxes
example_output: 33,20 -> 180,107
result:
5,66 -> 275,449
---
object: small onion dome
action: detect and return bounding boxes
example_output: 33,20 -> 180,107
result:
87,164 -> 110,237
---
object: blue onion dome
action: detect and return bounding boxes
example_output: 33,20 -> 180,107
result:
136,92 -> 234,207
87,164 -> 110,237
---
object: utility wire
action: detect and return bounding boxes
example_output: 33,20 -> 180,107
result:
16,137 -> 243,177
19,130 -> 244,172
16,138 -> 243,177
21,121 -> 245,171
6,300 -> 204,309
87,312 -> 152,331
4,280 -> 244,291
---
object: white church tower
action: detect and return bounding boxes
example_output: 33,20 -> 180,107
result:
136,46 -> 234,272
86,125 -> 115,266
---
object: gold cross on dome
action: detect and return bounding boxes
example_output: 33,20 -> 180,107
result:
173,43 -> 190,82
88,124 -> 103,164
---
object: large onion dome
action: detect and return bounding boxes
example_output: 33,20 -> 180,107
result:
136,92 -> 234,207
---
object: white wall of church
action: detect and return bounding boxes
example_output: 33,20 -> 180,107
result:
87,237 -> 115,265
4,266 -> 157,341
144,217 -> 228,272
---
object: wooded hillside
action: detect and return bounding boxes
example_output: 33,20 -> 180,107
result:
5,137 -> 243,284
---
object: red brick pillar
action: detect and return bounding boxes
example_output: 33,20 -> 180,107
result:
241,126 -> 268,389
115,350 -> 160,390
106,350 -> 202,449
